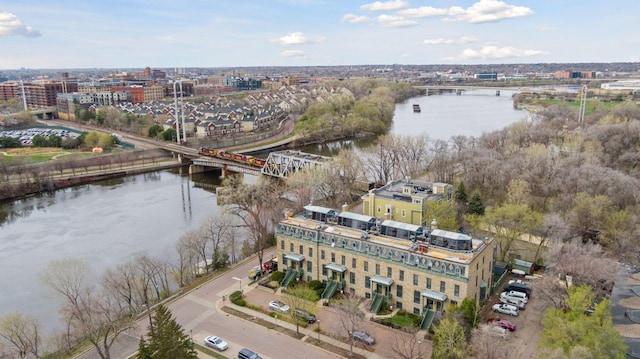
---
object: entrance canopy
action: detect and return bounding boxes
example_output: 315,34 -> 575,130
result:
371,275 -> 394,286
421,289 -> 447,302
325,263 -> 347,273
285,253 -> 305,262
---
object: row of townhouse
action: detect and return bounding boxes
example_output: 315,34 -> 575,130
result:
274,178 -> 495,330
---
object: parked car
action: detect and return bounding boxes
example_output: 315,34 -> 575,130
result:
203,335 -> 228,351
487,317 -> 516,331
238,348 -> 262,359
492,303 -> 519,316
294,309 -> 317,323
268,300 -> 290,313
351,330 -> 375,345
504,290 -> 528,303
504,282 -> 532,298
500,295 -> 525,309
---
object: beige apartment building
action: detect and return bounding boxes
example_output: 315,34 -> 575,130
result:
276,205 -> 495,330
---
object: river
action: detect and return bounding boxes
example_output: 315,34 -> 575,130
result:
0,88 -> 528,334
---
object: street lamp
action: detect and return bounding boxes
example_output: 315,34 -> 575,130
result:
232,277 -> 242,293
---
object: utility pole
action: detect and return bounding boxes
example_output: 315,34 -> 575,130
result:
578,85 -> 587,125
179,80 -> 187,143
173,81 -> 181,144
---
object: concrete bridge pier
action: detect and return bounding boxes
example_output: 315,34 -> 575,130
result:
189,164 -> 206,175
456,89 -> 462,95
496,90 -> 501,96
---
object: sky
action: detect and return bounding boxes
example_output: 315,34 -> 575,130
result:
1,0 -> 639,69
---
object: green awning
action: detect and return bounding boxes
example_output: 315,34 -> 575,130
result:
285,253 -> 305,262
325,263 -> 347,273
421,289 -> 447,302
371,275 -> 394,286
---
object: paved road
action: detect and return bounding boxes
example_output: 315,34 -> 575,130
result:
79,249 -> 351,359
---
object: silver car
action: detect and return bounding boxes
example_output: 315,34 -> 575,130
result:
204,335 -> 228,351
352,330 -> 375,345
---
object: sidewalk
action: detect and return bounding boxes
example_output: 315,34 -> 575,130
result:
215,281 -> 386,359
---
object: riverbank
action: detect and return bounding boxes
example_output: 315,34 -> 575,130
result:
0,157 -> 181,202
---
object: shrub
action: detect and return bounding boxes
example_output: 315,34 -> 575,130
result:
271,271 -> 284,282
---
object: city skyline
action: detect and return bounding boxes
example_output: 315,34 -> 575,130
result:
1,0 -> 639,70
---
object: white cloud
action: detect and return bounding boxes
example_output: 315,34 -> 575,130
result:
399,0 -> 533,23
377,14 -> 417,28
454,45 -> 549,60
423,36 -> 478,45
272,32 -> 309,46
281,50 -> 305,58
361,0 -> 409,12
341,14 -> 373,24
0,12 -> 41,37
537,26 -> 558,31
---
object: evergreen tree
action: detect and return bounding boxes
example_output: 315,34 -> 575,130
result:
467,192 -> 485,216
143,304 -> 197,359
454,181 -> 468,204
136,337 -> 153,359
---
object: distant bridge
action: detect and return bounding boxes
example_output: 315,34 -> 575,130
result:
414,85 -> 526,96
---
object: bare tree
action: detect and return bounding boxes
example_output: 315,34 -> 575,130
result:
178,229 -> 209,274
0,313 -> 41,359
201,213 -> 235,270
544,239 -> 619,298
174,236 -> 199,286
333,293 -> 366,356
40,259 -> 134,359
388,325 -> 429,359
467,327 -> 509,359
218,175 -> 284,269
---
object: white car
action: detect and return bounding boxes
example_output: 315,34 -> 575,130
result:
268,300 -> 290,313
492,303 -> 519,316
204,335 -> 228,351
500,294 -> 525,309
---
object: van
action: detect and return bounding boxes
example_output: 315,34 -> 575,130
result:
504,283 -> 532,298
505,290 -> 528,303
238,348 -> 262,359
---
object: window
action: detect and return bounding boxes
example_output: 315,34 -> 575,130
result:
341,255 -> 346,266
450,300 -> 458,306
321,250 -> 325,260
399,270 -> 404,281
387,267 -> 392,277
366,293 -> 371,299
413,290 -> 420,304
396,285 -> 403,298
365,276 -> 371,289
290,243 -> 294,252
350,272 -> 355,284
322,265 -> 327,276
377,206 -> 381,213
364,261 -> 369,272
280,240 -> 284,250
476,276 -> 478,286
454,284 -> 460,297
299,245 -> 303,255
307,261 -> 312,273
413,274 -> 418,286
440,281 -> 446,292
309,247 -> 313,257
331,252 -> 335,263
427,278 -> 432,289
352,258 -> 356,269
413,308 -> 420,315
375,264 -> 380,275
402,209 -> 406,217
396,301 -> 403,310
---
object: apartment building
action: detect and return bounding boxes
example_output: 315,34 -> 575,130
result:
276,205 -> 494,330
361,178 -> 453,226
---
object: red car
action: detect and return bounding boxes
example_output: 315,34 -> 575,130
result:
487,318 -> 516,331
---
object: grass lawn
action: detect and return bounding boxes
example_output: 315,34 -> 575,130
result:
379,311 -> 422,328
0,147 -> 94,163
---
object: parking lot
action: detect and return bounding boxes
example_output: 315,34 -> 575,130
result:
1,127 -> 75,146
481,275 -> 544,358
